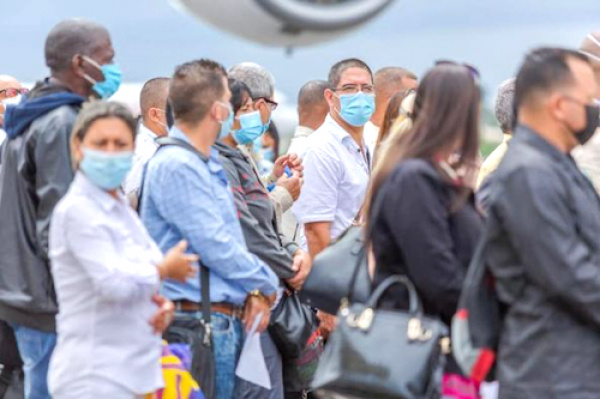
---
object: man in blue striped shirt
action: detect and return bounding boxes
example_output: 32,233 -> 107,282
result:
140,59 -> 278,399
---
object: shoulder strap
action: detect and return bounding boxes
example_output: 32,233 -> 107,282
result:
139,136 -> 212,326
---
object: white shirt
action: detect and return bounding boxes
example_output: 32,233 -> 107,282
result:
281,125 -> 316,240
287,125 -> 315,158
293,115 -> 371,250
124,124 -> 160,198
0,129 -> 6,146
363,120 -> 380,156
49,172 -> 163,395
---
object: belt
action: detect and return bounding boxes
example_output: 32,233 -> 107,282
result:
174,300 -> 244,318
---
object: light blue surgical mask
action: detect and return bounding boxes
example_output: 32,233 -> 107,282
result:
83,56 -> 123,99
218,102 -> 234,141
261,147 -> 276,162
80,148 -> 133,190
233,111 -> 268,144
337,92 -> 375,127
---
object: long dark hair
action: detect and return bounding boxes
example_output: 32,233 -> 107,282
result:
366,64 -> 481,227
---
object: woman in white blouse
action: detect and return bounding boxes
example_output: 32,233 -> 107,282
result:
48,101 -> 197,399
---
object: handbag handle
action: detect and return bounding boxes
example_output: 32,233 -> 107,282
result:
367,275 -> 423,316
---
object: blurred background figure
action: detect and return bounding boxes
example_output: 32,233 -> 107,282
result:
0,75 -> 27,145
123,77 -> 170,207
476,78 -> 516,189
256,121 -> 280,176
573,30 -> 600,193
372,89 -> 415,161
287,80 -> 329,157
367,62 -> 483,398
364,67 -> 418,153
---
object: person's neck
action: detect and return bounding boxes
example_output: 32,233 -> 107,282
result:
49,73 -> 92,98
143,120 -> 167,138
107,189 -> 119,199
519,112 -> 575,154
222,134 -> 237,148
369,110 -> 383,128
176,121 -> 214,157
330,112 -> 364,148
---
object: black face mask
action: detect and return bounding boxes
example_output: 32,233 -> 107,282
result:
574,104 -> 600,145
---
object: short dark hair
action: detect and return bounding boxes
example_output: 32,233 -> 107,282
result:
374,67 -> 418,90
228,79 -> 252,115
140,77 -> 170,122
298,80 -> 328,111
45,19 -> 109,73
328,58 -> 373,89
515,47 -> 589,110
169,59 -> 227,125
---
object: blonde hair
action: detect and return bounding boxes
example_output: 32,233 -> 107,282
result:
373,92 -> 417,169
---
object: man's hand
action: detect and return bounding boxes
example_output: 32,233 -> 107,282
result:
149,294 -> 175,334
243,295 -> 273,333
276,172 -> 302,201
317,310 -> 337,340
158,240 -> 199,282
286,249 -> 312,291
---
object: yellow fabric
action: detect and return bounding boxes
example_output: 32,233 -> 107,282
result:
476,134 -> 512,190
145,342 -> 201,399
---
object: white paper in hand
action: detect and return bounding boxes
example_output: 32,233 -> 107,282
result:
235,312 -> 272,389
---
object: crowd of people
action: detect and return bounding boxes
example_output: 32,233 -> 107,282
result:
1,16 -> 600,399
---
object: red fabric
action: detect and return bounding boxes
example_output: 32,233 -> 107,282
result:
471,348 -> 496,383
456,308 -> 469,319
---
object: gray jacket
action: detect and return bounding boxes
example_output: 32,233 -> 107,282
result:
484,125 -> 600,399
215,142 -> 297,280
0,82 -> 82,332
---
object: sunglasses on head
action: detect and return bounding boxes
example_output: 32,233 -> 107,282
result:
435,60 -> 481,81
0,88 -> 29,97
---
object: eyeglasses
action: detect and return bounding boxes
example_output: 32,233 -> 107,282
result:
255,97 -> 278,111
334,84 -> 375,95
435,60 -> 481,81
0,88 -> 29,97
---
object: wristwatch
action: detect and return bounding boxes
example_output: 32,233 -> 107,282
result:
247,290 -> 272,306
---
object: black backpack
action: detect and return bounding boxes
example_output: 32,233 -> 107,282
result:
451,221 -> 503,383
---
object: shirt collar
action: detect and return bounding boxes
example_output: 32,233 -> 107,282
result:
325,114 -> 351,143
515,124 -> 567,163
294,125 -> 314,138
73,172 -> 127,212
139,124 -> 158,140
168,126 -> 226,181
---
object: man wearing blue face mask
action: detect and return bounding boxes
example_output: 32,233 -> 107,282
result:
293,58 -> 375,258
0,19 -> 117,399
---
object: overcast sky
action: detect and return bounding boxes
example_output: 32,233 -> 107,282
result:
2,0 -> 600,104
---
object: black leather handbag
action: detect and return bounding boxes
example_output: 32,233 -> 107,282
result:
163,265 -> 215,399
268,290 -> 319,359
311,275 -> 450,399
299,225 -> 372,314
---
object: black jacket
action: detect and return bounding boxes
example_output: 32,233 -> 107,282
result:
484,125 -> 600,399
215,141 -> 297,279
0,81 -> 84,332
371,159 -> 483,325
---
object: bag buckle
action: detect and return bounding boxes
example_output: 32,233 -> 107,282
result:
346,308 -> 374,331
407,318 -> 432,341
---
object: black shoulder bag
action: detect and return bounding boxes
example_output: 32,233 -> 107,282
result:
141,137 -> 216,399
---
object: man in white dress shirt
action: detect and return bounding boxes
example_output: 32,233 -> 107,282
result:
293,58 -> 375,258
364,67 -> 418,153
123,77 -> 170,206
282,80 -> 329,240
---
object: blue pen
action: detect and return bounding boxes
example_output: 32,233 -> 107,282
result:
268,166 -> 293,192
